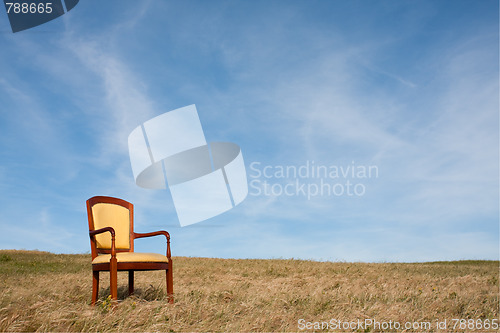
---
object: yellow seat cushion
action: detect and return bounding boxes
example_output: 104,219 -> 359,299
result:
92,252 -> 168,264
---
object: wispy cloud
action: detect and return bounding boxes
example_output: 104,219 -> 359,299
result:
183,1 -> 499,260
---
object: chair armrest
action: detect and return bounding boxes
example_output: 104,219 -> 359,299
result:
134,231 -> 171,259
89,227 -> 116,258
134,231 -> 170,239
90,226 -> 115,237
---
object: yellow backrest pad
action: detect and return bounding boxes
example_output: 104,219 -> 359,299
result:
92,203 -> 130,249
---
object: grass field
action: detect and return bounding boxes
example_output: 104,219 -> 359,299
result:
0,250 -> 498,332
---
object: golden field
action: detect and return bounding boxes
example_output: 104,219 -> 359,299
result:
0,250 -> 498,332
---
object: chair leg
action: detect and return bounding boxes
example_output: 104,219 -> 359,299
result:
91,270 -> 99,305
110,257 -> 118,300
128,271 -> 134,295
166,259 -> 173,304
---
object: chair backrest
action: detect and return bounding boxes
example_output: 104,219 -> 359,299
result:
87,196 -> 134,259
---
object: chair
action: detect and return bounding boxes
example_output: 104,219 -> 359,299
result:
86,196 -> 173,305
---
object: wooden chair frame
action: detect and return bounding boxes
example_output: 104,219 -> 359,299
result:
87,196 -> 173,305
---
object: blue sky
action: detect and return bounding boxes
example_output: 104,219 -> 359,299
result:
0,0 -> 498,262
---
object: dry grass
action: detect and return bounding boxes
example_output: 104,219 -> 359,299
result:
0,250 -> 498,332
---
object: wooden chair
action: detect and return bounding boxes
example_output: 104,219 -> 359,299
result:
86,196 -> 173,305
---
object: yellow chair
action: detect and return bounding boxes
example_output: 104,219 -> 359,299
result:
86,196 -> 173,304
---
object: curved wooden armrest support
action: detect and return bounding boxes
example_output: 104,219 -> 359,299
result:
90,227 -> 115,237
134,231 -> 171,259
89,227 -> 116,257
134,230 -> 170,239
